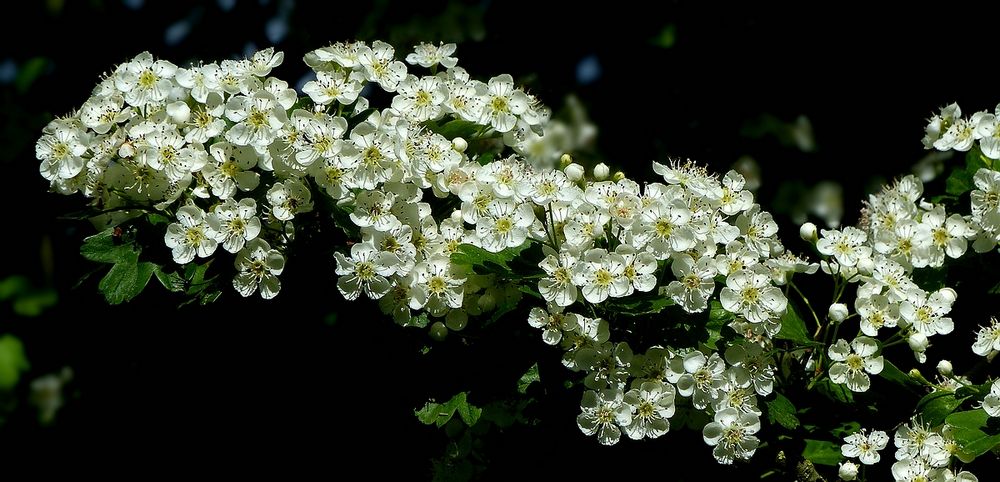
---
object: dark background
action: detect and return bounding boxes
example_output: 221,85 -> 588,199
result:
1,0 -> 995,477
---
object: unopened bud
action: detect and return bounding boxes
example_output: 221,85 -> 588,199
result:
838,461 -> 859,481
828,303 -> 849,323
593,162 -> 610,181
936,287 -> 957,305
564,163 -> 585,182
559,153 -> 573,168
936,359 -> 953,376
612,171 -> 625,182
799,222 -> 818,242
908,333 -> 929,352
452,137 -> 468,153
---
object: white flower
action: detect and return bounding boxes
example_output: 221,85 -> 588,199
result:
410,255 -> 465,316
479,74 -> 528,133
856,294 -> 899,337
828,337 -> 883,392
475,200 -> 535,253
225,91 -> 288,148
935,116 -> 977,151
676,351 -> 726,410
303,69 -> 364,106
923,103 -> 960,149
616,245 -> 658,295
971,168 -> 1000,233
894,419 -> 950,467
577,388 -> 632,446
718,170 -> 754,215
538,251 -> 579,307
817,227 -> 872,267
206,198 -> 261,253
973,317 -> 1000,357
983,379 -> 1000,417
528,307 -> 579,346
572,248 -> 629,304
232,238 -> 284,299
842,429 -> 888,465
164,205 -> 218,264
405,42 -> 458,68
391,75 -> 448,122
890,458 -> 937,482
899,289 -> 954,337
665,254 -> 717,313
622,381 -> 675,440
634,198 -> 696,259
736,205 -> 779,257
724,342 -> 775,396
36,127 -> 88,181
114,52 -> 177,107
702,408 -> 761,465
915,206 -> 974,267
203,142 -> 261,199
183,93 -> 227,144
333,242 -> 395,301
358,40 -> 407,91
144,128 -> 205,182
247,47 -> 284,77
267,179 -> 314,221
719,266 -> 787,324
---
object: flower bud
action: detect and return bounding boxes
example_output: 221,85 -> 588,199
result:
612,171 -> 625,182
936,359 -> 953,377
856,256 -> 875,276
936,287 -> 957,305
799,222 -> 818,242
838,461 -> 859,481
450,209 -> 463,222
593,162 -> 610,180
452,137 -> 468,153
166,101 -> 191,124
828,303 -> 849,323
564,163 -> 585,181
559,153 -> 573,168
908,332 -> 929,352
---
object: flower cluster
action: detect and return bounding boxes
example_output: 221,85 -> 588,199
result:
839,421 -> 980,482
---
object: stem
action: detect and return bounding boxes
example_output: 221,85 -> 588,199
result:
789,281 -> 822,332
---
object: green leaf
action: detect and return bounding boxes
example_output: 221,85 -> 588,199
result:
0,276 -> 30,300
0,335 -> 30,390
945,146 -> 990,196
416,392 -> 482,428
878,359 -> 921,392
154,267 -> 186,292
802,439 -> 844,466
945,409 -> 1000,462
12,289 -> 58,317
517,363 -> 540,394
97,253 -> 155,305
775,303 -> 812,345
15,57 -> 48,94
450,243 -> 529,275
815,378 -> 854,404
80,228 -> 137,264
428,119 -> 481,140
475,152 -> 495,166
767,393 -> 801,430
955,382 -> 993,400
606,292 -> 675,317
916,391 -> 969,427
